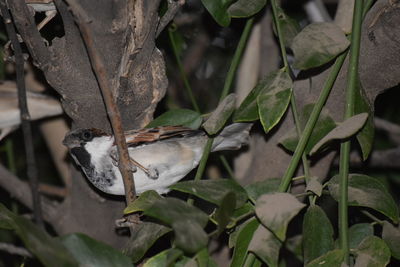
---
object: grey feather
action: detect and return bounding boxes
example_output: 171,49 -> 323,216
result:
212,123 -> 252,152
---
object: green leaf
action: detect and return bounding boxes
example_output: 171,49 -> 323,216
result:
382,221 -> 400,260
214,192 -> 236,234
60,233 -> 133,267
303,205 -> 334,264
173,220 -> 208,254
0,204 -> 77,267
285,235 -> 303,262
144,197 -> 209,227
203,93 -> 236,135
305,249 -> 344,267
146,109 -> 202,129
143,248 -> 183,267
124,190 -> 162,214
328,174 -> 399,223
248,225 -> 281,267
201,0 -> 232,27
348,223 -> 374,250
245,178 -> 281,203
228,0 -> 266,18
170,179 -> 248,209
195,248 -> 218,267
255,193 -> 306,241
310,113 -> 369,155
257,70 -> 293,133
124,222 -> 171,263
258,88 -> 292,133
355,79 -> 375,160
234,69 -> 291,122
273,6 -> 301,47
291,22 -> 350,70
305,177 -> 323,197
230,218 -> 259,267
279,104 -> 336,154
354,236 -> 391,267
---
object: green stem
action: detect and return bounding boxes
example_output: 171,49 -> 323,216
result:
220,17 -> 254,101
187,138 -> 214,205
243,252 -> 256,267
219,155 -> 235,179
361,210 -> 384,225
339,0 -> 363,264
168,27 -> 201,113
362,0 -> 375,18
270,0 -> 289,71
278,52 -> 347,192
5,139 -> 16,174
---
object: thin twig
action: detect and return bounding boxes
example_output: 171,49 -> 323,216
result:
65,0 -> 137,205
156,0 -> 185,37
0,0 -> 44,228
0,242 -> 32,257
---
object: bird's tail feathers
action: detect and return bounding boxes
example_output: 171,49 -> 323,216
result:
212,123 -> 252,152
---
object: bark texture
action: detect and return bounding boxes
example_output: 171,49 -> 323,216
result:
7,0 -> 168,247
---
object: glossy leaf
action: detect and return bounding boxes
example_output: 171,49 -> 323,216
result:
173,220 -> 208,254
0,204 -> 77,267
245,177 -> 281,203
305,249 -> 344,267
355,79 -> 375,160
146,109 -> 202,129
60,233 -> 133,267
257,70 -> 293,133
170,179 -> 248,209
303,205 -> 334,263
214,192 -> 236,234
273,6 -> 301,47
348,223 -> 374,250
279,104 -> 336,154
255,193 -> 306,241
328,174 -> 399,223
143,248 -> 183,267
203,93 -> 236,135
124,222 -> 171,263
292,22 -> 350,70
248,225 -> 281,267
201,0 -> 231,27
124,190 -> 162,214
310,113 -> 369,155
234,69 -> 291,122
258,88 -> 292,133
382,221 -> 400,259
228,0 -> 266,18
144,197 -> 209,227
230,218 -> 259,267
354,236 -> 390,267
305,177 -> 323,197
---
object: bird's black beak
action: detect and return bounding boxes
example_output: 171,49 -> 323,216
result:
62,134 -> 81,148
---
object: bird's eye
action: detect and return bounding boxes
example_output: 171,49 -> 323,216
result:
82,130 -> 92,141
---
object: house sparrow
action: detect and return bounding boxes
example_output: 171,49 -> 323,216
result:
62,123 -> 251,195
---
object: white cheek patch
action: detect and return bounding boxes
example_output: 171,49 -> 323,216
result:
84,136 -> 114,168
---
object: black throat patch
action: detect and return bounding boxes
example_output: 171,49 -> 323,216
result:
70,146 -> 92,170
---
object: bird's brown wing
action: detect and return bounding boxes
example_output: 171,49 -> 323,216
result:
124,126 -> 203,147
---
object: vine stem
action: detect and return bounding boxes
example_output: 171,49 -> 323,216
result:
270,0 -> 312,194
339,0 -> 363,263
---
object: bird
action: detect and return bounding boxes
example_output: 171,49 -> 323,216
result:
62,123 -> 252,195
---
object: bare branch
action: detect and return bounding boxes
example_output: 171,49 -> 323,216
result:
0,164 -> 59,223
156,0 -> 185,37
0,0 -> 44,228
0,242 -> 32,257
64,0 -> 137,204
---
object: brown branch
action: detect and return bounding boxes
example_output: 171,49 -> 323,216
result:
7,0 -> 51,69
156,0 -> 185,37
0,164 -> 58,223
38,184 -> 67,198
64,0 -> 137,204
0,0 -> 44,228
0,242 -> 32,257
